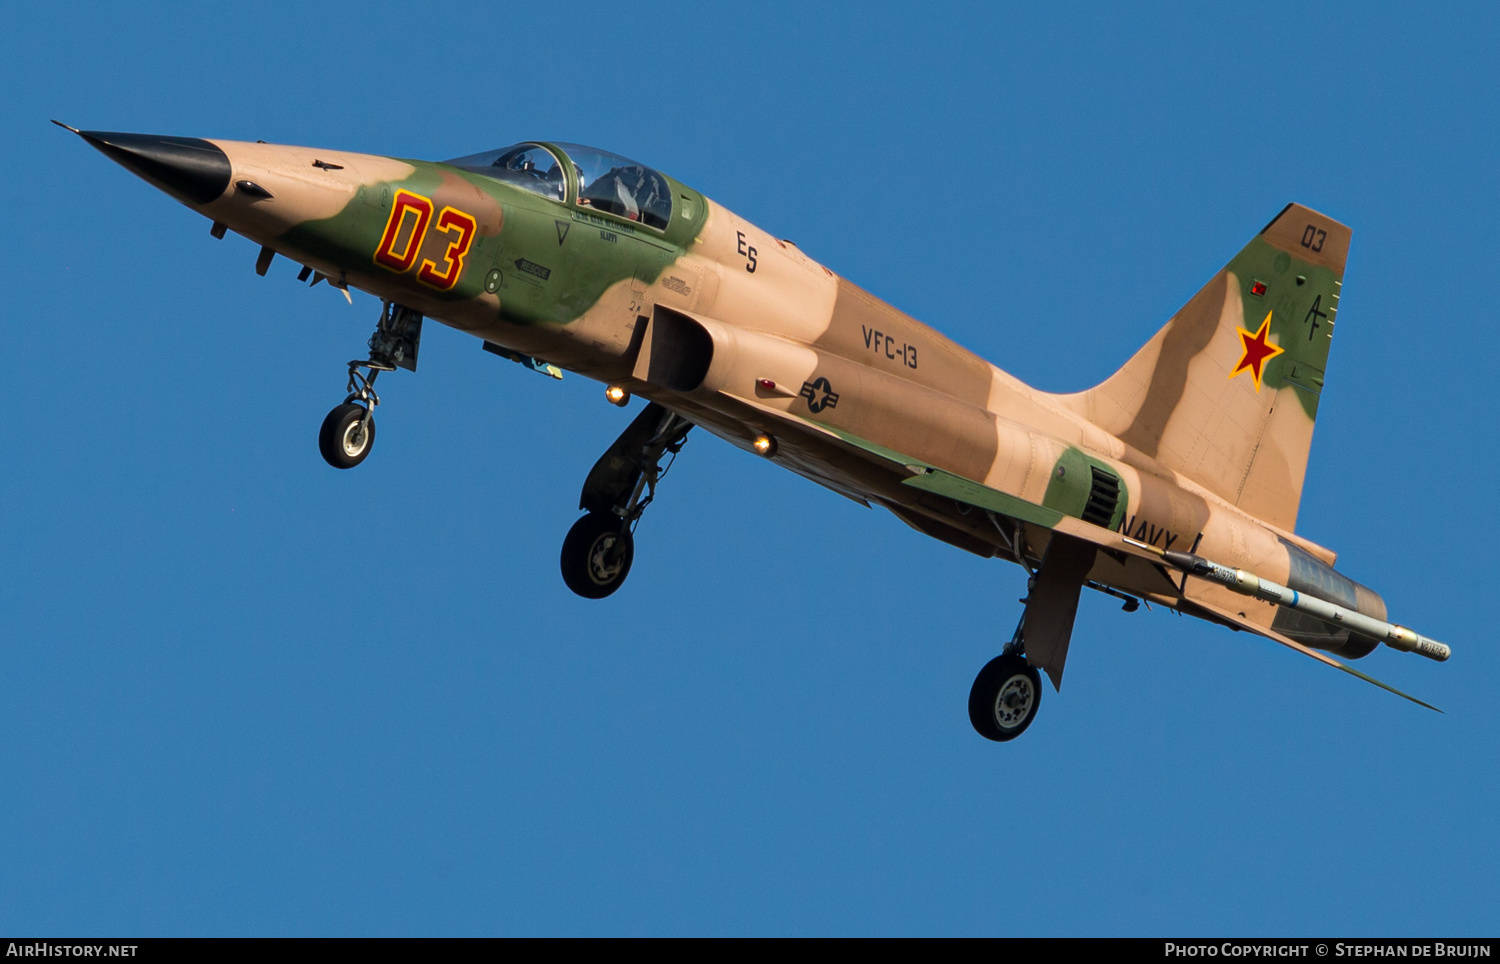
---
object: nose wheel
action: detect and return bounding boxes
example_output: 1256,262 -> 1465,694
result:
319,402 -> 377,469
318,300 -> 421,470
318,363 -> 388,470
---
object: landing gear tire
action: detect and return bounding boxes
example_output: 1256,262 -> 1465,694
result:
560,512 -> 634,599
968,654 -> 1042,742
319,402 -> 376,469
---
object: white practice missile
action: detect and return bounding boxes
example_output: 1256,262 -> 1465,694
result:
1152,549 -> 1451,662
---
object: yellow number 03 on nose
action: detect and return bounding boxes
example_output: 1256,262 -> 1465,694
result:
373,189 -> 477,291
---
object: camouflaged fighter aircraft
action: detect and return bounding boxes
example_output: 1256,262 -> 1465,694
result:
63,122 -> 1452,741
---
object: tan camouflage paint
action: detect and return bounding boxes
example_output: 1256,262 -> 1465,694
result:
90,134 -> 1380,675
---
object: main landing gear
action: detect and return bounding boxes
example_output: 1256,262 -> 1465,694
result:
318,301 -> 423,470
560,402 -> 692,599
968,531 -> 1098,743
968,618 -> 1044,742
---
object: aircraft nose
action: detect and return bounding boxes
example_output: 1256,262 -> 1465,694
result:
76,129 -> 232,204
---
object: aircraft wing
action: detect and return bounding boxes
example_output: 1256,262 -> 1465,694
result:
1182,596 -> 1441,712
728,395 -> 1439,711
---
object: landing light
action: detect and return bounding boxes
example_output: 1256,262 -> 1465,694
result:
752,433 -> 777,457
605,385 -> 630,407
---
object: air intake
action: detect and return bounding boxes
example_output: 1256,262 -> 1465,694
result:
1081,467 -> 1120,527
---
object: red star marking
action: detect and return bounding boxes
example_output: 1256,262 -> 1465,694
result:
1230,310 -> 1285,392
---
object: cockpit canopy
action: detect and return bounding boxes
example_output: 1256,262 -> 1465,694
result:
446,144 -> 567,201
445,142 -> 673,229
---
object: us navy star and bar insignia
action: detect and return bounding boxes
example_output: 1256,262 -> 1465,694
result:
1230,310 -> 1285,392
799,377 -> 839,413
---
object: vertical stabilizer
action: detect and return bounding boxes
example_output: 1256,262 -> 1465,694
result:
1059,204 -> 1349,532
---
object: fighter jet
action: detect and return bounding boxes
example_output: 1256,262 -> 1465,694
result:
61,122 -> 1451,741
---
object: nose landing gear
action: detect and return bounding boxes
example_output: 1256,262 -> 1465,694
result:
318,301 -> 422,470
560,402 -> 692,598
319,400 -> 377,469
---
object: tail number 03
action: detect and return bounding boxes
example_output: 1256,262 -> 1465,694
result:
1300,224 -> 1327,253
373,189 -> 478,291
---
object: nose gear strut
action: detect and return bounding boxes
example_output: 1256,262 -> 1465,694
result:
318,301 -> 423,469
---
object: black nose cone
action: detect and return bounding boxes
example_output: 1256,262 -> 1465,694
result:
79,130 -> 232,205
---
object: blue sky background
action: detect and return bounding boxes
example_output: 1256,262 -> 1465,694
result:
2,1 -> 1496,936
